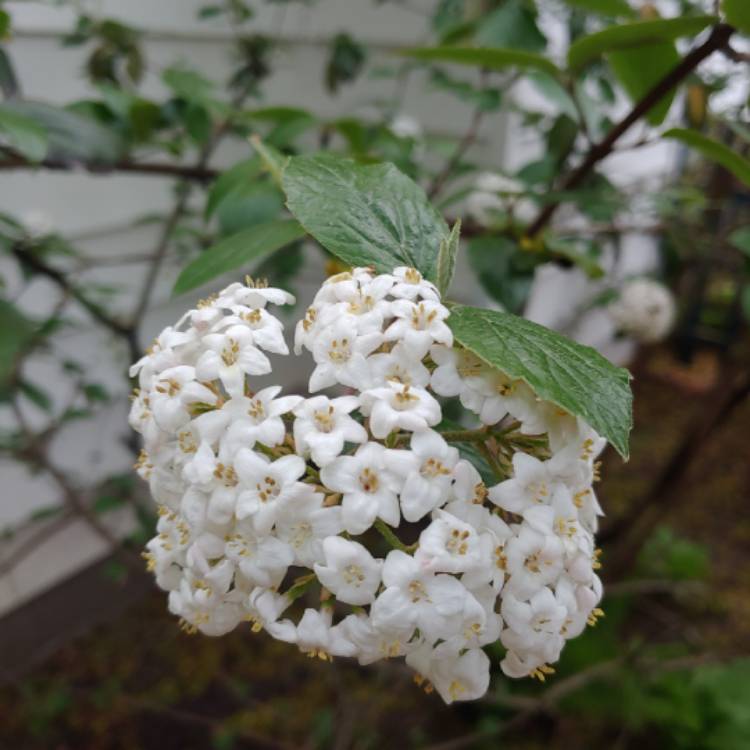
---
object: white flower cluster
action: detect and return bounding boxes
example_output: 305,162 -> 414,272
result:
608,277 -> 676,343
130,266 -> 606,704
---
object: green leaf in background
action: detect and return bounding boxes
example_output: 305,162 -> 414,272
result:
567,15 -> 717,71
250,135 -> 287,187
467,236 -> 535,313
0,105 -> 49,162
162,66 -> 216,103
723,0 -> 750,34
215,182 -> 283,235
545,236 -> 605,278
282,153 -> 449,282
401,46 -> 560,78
325,33 -> 366,94
663,128 -> 750,187
475,0 -> 547,52
729,226 -> 750,257
0,47 -> 19,98
607,41 -> 680,125
243,106 -> 316,149
561,0 -> 636,17
173,219 -> 305,295
0,299 -> 37,397
447,305 -> 633,457
436,219 -> 460,296
205,156 -> 263,218
0,101 -> 124,163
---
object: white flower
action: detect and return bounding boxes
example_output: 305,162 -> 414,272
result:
384,299 -> 452,357
395,430 -> 459,522
390,113 -> 423,139
245,586 -> 297,643
234,449 -> 307,533
429,344 -> 484,398
150,365 -> 217,432
371,549 -> 471,643
608,277 -> 675,343
501,588 -> 567,648
223,522 -> 294,588
309,318 -> 382,392
130,326 -> 194,388
489,452 -> 560,515
359,381 -> 441,439
195,325 -> 271,396
407,645 -> 491,703
390,266 -> 439,301
295,608 -> 357,659
194,386 -> 301,452
366,343 -> 430,388
215,280 -> 295,309
416,510 -> 483,574
319,442 -> 414,533
314,536 -> 383,605
274,490 -> 344,567
293,395 -> 367,467
336,613 -> 411,665
218,306 -> 289,354
504,523 -> 564,599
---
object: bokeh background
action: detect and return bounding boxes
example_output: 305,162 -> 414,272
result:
1,1 -> 749,748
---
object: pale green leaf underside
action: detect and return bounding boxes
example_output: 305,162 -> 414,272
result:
436,219 -> 461,296
173,219 -> 305,295
448,305 -> 633,458
401,46 -> 560,78
568,15 -> 717,70
664,128 -> 750,187
282,153 -> 449,283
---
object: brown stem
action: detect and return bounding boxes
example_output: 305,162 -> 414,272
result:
10,241 -> 140,362
524,23 -> 735,239
0,153 -> 219,182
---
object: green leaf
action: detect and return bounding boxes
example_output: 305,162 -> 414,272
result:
467,236 -> 535,313
206,157 -> 263,218
401,46 -> 560,78
282,153 -> 449,282
729,226 -> 750,256
723,0 -> 750,34
0,101 -> 124,163
561,0 -> 636,17
607,41 -> 680,125
436,219 -> 460,296
162,66 -> 216,102
567,15 -> 717,71
0,299 -> 37,394
325,32 -> 366,94
475,0 -> 547,52
215,182 -> 283,235
663,128 -> 750,187
447,305 -> 633,457
0,46 -> 19,98
0,105 -> 49,162
250,135 -> 287,187
173,219 -> 305,295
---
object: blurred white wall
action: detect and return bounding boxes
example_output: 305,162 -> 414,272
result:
0,0 -> 504,614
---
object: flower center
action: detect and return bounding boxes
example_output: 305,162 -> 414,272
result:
214,463 -> 238,487
408,580 -> 429,603
302,306 -> 317,332
313,405 -> 335,433
410,302 -> 437,330
420,457 -> 450,479
156,378 -> 181,397
327,337 -> 351,364
446,527 -> 470,555
178,430 -> 197,454
359,467 -> 379,493
221,339 -> 240,366
256,475 -> 279,502
342,564 -> 365,585
403,268 -> 421,284
247,399 -> 265,421
393,385 -> 419,410
289,522 -> 312,548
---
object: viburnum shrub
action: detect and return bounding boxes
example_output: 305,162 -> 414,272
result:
130,153 -> 633,704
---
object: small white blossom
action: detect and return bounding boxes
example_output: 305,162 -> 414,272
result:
314,536 -> 383,605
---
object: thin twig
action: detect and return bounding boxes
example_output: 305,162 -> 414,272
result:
524,23 -> 735,239
10,242 -> 139,362
0,153 -> 219,182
